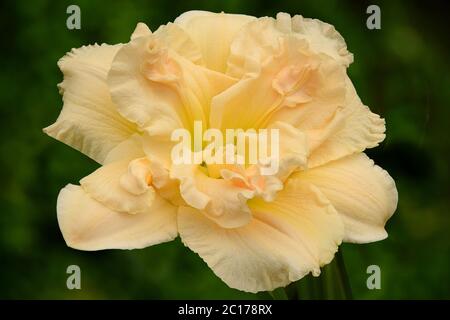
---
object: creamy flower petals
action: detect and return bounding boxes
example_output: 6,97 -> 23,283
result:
141,131 -> 176,169
265,121 -> 308,180
174,11 -> 255,73
291,153 -> 398,243
44,44 -> 137,164
304,78 -> 385,168
227,13 -> 352,78
212,36 -> 347,136
46,11 -> 398,294
132,21 -> 203,64
80,159 -> 155,214
178,180 -> 344,293
220,165 -> 283,202
103,134 -> 146,164
130,22 -> 152,40
171,164 -> 254,228
57,184 -> 177,250
108,32 -> 236,135
287,13 -> 353,67
119,158 -> 154,195
265,57 -> 347,131
106,133 -> 183,206
153,23 -> 204,65
210,64 -> 282,130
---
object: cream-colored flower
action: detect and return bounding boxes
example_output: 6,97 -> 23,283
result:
44,11 -> 397,293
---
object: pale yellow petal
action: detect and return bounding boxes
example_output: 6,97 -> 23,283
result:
171,164 -> 254,228
44,44 -> 137,164
212,36 -> 347,135
57,184 -> 177,250
107,32 -> 236,136
210,63 -> 282,130
80,159 -> 155,214
265,121 -> 308,180
288,13 -> 353,66
153,23 -> 203,65
178,179 -> 344,293
304,78 -> 386,167
130,22 -> 152,40
103,133 -> 146,164
291,153 -> 398,243
227,13 -> 352,78
174,11 -> 255,73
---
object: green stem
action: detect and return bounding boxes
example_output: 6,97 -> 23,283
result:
335,249 -> 353,300
267,248 -> 353,300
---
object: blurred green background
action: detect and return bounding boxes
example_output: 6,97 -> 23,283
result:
1,0 -> 449,299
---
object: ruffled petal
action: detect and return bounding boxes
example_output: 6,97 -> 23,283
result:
108,30 -> 236,136
265,67 -> 384,168
130,22 -> 152,40
227,13 -> 352,78
220,165 -> 283,202
304,79 -> 386,167
44,44 -> 137,164
213,35 -> 347,135
171,164 -> 254,228
57,184 -> 177,250
178,178 -> 344,293
264,121 -> 308,179
153,22 -> 204,65
80,159 -> 155,214
174,11 -> 255,72
287,13 -> 353,66
291,153 -> 398,243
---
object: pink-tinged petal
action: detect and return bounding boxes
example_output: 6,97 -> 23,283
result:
80,159 -> 155,215
57,184 -> 177,250
107,29 -> 236,137
171,164 -> 254,228
213,35 -> 347,138
227,13 -> 352,78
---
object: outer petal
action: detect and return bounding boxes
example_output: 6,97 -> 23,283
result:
178,180 -> 344,293
130,22 -> 152,40
80,159 -> 155,215
287,13 -> 353,66
57,184 -> 177,250
291,153 -> 398,243
174,11 -> 255,73
227,12 -> 352,78
303,79 -> 386,167
44,44 -> 137,164
265,72 -> 385,168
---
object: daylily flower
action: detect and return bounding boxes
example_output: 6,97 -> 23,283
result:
44,11 -> 398,293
